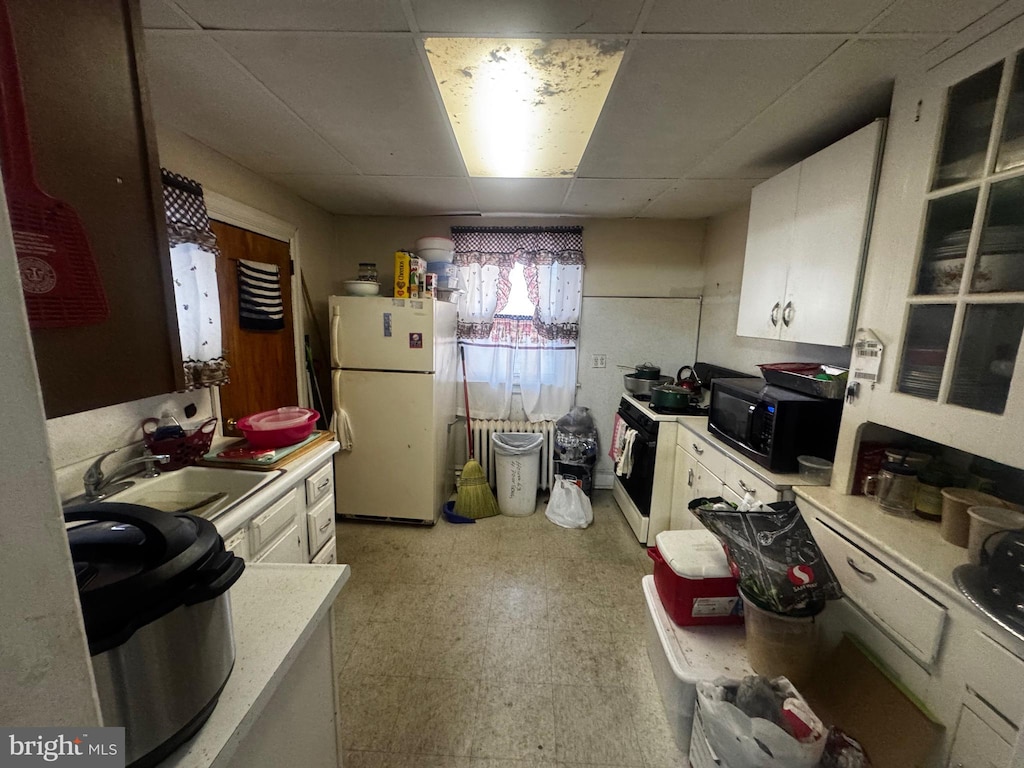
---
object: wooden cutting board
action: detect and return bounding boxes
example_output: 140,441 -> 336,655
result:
199,430 -> 333,471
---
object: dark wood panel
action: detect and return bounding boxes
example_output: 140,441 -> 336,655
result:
7,0 -> 183,417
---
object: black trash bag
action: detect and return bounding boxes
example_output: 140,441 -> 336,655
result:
688,497 -> 843,614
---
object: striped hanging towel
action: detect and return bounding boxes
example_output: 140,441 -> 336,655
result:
237,259 -> 285,331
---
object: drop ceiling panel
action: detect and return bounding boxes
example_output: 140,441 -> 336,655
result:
267,174 -> 395,215
144,34 -> 358,175
471,178 -> 571,213
410,0 -> 644,34
140,0 -> 191,29
644,0 -> 892,33
372,176 -> 478,215
641,179 -> 762,218
173,0 -> 408,31
868,0 -> 1005,33
578,38 -> 840,179
214,34 -> 466,177
689,37 -> 937,179
563,179 -> 674,217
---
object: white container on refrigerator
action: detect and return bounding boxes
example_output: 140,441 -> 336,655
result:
329,296 -> 458,523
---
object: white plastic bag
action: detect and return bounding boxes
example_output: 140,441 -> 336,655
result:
545,475 -> 593,529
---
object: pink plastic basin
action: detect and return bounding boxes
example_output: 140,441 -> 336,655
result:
236,407 -> 319,448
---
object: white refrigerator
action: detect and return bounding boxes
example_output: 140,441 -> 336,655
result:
329,295 -> 458,523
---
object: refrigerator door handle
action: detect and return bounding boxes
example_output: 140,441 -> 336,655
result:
330,312 -> 341,368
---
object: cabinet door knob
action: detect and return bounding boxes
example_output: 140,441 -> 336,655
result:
846,556 -> 877,582
687,467 -> 694,487
738,480 -> 756,495
226,418 -> 238,431
770,302 -> 781,327
692,443 -> 704,455
782,301 -> 794,327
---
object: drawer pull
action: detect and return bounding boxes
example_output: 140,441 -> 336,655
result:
317,477 -> 331,491
319,519 -> 332,533
738,480 -> 756,495
846,557 -> 877,582
692,443 -> 704,456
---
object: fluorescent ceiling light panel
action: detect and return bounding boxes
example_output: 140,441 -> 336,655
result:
425,38 -> 625,178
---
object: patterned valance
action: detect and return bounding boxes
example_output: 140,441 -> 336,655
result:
162,169 -> 221,256
450,226 -> 584,268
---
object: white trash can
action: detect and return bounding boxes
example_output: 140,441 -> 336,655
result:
491,433 -> 544,516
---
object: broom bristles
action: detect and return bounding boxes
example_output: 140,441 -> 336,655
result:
455,459 -> 500,519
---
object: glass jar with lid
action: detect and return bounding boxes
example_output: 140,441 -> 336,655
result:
358,262 -> 378,282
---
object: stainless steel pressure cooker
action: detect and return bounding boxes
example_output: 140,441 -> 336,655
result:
65,502 -> 245,768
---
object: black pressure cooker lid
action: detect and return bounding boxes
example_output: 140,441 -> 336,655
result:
65,502 -> 245,655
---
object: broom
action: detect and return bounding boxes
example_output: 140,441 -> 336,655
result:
455,345 -> 500,520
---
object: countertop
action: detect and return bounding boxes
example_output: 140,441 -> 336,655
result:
162,562 -> 350,768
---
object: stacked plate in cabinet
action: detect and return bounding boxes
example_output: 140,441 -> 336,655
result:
919,226 -> 1024,294
899,348 -> 944,398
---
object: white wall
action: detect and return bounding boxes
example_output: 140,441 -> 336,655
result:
697,203 -> 852,374
0,189 -> 100,725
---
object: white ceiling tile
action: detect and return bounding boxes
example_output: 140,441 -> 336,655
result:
140,0 -> 192,29
644,0 -> 892,33
689,37 -> 937,179
214,33 -> 466,177
563,179 -> 674,217
868,0 -> 1005,34
373,177 -> 478,214
266,174 -> 395,215
578,38 -> 840,179
174,0 -> 408,31
471,178 -> 571,213
642,179 -> 761,218
410,0 -> 644,34
145,33 -> 358,175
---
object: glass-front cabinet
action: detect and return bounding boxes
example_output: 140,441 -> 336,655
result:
901,50 -> 1024,415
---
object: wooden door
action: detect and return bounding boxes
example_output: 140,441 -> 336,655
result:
212,220 -> 297,437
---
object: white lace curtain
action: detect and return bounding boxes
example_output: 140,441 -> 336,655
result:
161,169 -> 229,389
453,227 -> 584,422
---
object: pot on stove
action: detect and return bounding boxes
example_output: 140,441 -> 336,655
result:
651,384 -> 696,411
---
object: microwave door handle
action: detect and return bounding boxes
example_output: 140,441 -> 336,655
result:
746,402 -> 765,448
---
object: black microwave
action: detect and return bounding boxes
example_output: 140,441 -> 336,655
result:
708,378 -> 843,474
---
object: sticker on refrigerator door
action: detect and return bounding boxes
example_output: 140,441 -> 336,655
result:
691,596 -> 739,617
383,312 -> 392,337
409,332 -> 423,349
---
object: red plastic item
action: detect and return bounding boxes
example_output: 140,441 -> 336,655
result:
142,417 -> 217,471
647,546 -> 743,627
236,408 -> 318,448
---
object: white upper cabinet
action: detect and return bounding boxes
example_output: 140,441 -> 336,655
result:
737,120 -> 886,347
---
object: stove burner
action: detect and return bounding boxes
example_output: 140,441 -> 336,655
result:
635,394 -> 651,401
648,402 -> 709,416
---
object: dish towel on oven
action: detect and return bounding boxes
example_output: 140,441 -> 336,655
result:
237,259 -> 285,331
608,414 -> 628,462
615,428 -> 638,478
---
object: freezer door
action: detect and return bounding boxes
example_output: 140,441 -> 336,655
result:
330,295 -> 435,372
333,369 -> 439,522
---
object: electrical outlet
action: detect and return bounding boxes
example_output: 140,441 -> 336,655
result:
591,354 -> 607,369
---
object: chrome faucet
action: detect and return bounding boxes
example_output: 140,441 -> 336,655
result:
78,448 -> 171,502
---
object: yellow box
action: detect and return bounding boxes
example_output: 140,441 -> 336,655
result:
394,251 -> 411,298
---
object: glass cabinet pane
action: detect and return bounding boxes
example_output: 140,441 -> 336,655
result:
948,304 -> 1024,413
933,62 -> 1002,189
898,305 -> 955,399
997,51 -> 1024,172
972,176 -> 1024,293
916,189 -> 979,295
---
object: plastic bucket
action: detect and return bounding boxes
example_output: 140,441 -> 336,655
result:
492,433 -> 544,516
740,589 -> 819,686
967,505 -> 1024,565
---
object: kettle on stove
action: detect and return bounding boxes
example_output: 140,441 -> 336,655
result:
675,366 -> 703,396
982,530 -> 1024,609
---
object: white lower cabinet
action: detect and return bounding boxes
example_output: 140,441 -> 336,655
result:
256,522 -> 305,564
670,445 -> 722,531
311,537 -> 337,565
946,704 -> 1012,768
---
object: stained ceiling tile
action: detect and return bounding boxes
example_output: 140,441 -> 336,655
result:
577,38 -> 840,179
563,178 -> 674,217
213,33 -> 466,177
410,0 -> 644,34
868,0 -> 1006,34
644,0 -> 892,34
266,174 -> 395,215
641,179 -> 762,218
144,33 -> 358,176
689,37 -> 937,179
174,0 -> 408,31
140,0 -> 192,29
471,178 -> 571,213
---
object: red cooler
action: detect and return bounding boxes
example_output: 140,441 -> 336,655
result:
649,529 -> 742,626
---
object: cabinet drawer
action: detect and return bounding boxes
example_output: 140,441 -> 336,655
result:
249,488 -> 300,553
223,529 -> 248,561
306,494 -> 335,555
722,461 -> 781,504
305,462 -> 334,506
961,631 -> 1024,725
677,429 -> 726,484
312,537 -> 337,565
807,516 -> 947,665
947,704 -> 1012,768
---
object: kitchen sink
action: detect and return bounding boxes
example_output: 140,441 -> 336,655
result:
103,466 -> 282,521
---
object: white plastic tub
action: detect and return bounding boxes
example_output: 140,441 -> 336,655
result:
642,575 -> 751,753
